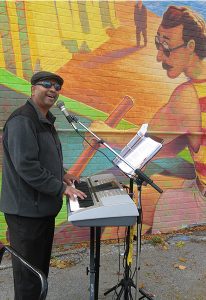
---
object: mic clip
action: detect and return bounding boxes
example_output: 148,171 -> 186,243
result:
67,114 -> 78,123
97,139 -> 105,144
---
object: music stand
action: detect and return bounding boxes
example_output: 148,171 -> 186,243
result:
56,103 -> 163,299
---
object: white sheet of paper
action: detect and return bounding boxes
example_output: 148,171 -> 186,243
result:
114,124 -> 163,175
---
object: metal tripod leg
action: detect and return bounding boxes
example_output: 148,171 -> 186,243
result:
89,227 -> 95,300
94,227 -> 101,300
89,227 -> 101,300
104,277 -> 136,299
104,226 -> 136,299
134,182 -> 154,300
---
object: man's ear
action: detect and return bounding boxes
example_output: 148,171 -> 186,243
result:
31,85 -> 35,96
187,39 -> 195,53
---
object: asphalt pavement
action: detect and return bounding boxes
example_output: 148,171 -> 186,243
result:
1,227 -> 206,300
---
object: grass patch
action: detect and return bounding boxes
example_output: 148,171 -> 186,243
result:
149,236 -> 165,246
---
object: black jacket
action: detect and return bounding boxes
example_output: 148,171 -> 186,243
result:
0,99 -> 66,217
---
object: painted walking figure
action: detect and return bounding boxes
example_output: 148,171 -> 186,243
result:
134,0 -> 147,48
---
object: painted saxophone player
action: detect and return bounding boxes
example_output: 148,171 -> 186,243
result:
149,5 -> 206,232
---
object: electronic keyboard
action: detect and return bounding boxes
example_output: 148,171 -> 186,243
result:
67,173 -> 139,227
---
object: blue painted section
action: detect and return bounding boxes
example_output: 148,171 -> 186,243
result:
145,1 -> 206,18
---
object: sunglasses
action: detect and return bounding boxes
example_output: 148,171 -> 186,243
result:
35,81 -> 61,91
155,35 -> 186,57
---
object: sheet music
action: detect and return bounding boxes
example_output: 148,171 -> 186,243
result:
114,124 -> 163,175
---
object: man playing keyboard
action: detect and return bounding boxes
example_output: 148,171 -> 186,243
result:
0,71 -> 86,300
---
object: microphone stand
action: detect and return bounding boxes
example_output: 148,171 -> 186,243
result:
59,108 -> 162,299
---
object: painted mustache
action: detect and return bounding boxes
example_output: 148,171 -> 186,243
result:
162,63 -> 173,70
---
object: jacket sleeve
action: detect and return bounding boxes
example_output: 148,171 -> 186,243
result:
5,115 -> 66,197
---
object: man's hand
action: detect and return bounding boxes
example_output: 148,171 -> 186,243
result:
63,185 -> 87,200
63,173 -> 80,185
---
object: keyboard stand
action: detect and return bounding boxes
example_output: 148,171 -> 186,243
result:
88,226 -> 101,300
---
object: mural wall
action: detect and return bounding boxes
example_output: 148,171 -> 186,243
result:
0,0 -> 206,246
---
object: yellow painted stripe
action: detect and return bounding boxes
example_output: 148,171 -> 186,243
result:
195,171 -> 206,185
24,2 -> 39,70
0,35 -> 5,68
108,0 -> 119,28
201,112 -> 206,128
70,0 -> 83,43
87,1 -> 103,32
193,145 -> 206,164
55,1 -> 74,40
193,82 -> 206,98
6,2 -> 23,78
86,1 -> 110,49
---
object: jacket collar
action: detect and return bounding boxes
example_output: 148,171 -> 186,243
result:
28,98 -> 56,125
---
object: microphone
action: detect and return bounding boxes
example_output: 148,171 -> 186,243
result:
56,101 -> 78,124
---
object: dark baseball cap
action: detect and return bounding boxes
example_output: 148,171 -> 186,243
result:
30,71 -> 64,86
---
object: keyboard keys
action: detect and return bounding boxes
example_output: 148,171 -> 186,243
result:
74,181 -> 94,208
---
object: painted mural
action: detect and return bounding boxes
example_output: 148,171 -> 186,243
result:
0,0 -> 206,246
